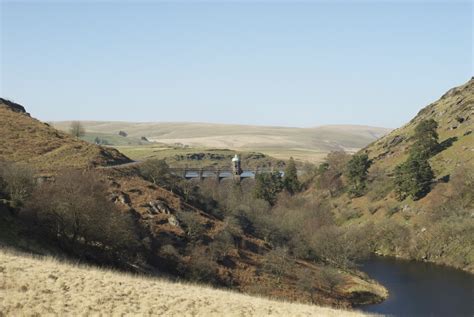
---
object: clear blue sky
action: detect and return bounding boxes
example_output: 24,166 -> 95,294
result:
1,1 -> 472,128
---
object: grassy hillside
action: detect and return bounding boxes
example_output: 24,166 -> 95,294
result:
0,248 -> 370,317
363,78 -> 473,176
0,101 -> 131,172
52,121 -> 390,163
306,78 -> 474,272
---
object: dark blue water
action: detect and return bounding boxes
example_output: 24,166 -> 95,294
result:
359,256 -> 474,317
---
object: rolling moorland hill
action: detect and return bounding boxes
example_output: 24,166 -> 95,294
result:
51,121 -> 390,163
0,248 -> 369,317
309,78 -> 473,272
0,99 -> 131,172
0,100 -> 387,310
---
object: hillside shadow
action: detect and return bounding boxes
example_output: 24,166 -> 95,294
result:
435,137 -> 458,154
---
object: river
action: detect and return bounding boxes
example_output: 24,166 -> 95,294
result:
359,256 -> 474,316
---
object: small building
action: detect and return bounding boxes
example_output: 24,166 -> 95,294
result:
232,154 -> 243,175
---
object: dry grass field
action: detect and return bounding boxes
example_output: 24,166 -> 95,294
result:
0,249 -> 371,317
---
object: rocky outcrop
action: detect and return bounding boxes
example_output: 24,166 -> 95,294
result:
143,200 -> 173,215
0,98 -> 29,115
111,192 -> 131,205
167,215 -> 180,227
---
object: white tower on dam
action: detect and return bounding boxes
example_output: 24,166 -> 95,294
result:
232,154 -> 243,176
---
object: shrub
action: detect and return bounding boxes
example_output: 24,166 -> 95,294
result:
262,246 -> 293,282
254,172 -> 283,205
367,167 -> 394,201
283,157 -> 301,195
310,224 -> 371,269
176,211 -> 206,242
209,229 -> 235,261
161,244 -> 180,259
373,219 -> 412,255
319,267 -> 343,293
411,119 -> 439,159
139,159 -> 181,192
345,154 -> 372,197
315,151 -> 350,197
186,248 -> 218,284
449,166 -> 474,210
223,215 -> 244,237
394,119 -> 438,200
386,204 -> 400,217
297,269 -> 318,303
337,208 -> 363,223
0,162 -> 35,207
394,157 -> 434,201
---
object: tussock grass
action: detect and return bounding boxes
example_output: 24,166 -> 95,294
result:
0,248 -> 370,316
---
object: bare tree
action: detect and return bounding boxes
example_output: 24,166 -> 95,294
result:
69,121 -> 85,138
297,269 -> 318,304
316,151 -> 351,197
23,170 -> 138,262
140,159 -> 181,192
0,162 -> 35,207
319,267 -> 343,293
262,246 -> 293,282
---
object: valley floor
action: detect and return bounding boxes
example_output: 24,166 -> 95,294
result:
0,248 -> 370,316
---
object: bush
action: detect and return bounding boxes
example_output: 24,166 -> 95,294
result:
23,170 -> 138,264
367,168 -> 394,201
283,157 -> 301,195
186,247 -> 219,284
411,119 -> 439,159
262,246 -> 293,282
0,162 -> 35,207
394,157 -> 434,201
209,229 -> 235,261
140,159 -> 181,192
297,269 -> 318,303
337,208 -> 363,223
449,166 -> 474,210
373,219 -> 412,255
254,172 -> 283,205
386,204 -> 400,217
177,211 -> 206,242
345,154 -> 371,197
394,119 -> 438,200
310,224 -> 371,269
315,151 -> 350,197
319,267 -> 343,293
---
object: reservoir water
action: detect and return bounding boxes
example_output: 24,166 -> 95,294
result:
359,256 -> 474,316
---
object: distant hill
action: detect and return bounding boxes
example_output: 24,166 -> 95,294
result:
0,100 -> 131,172
51,122 -> 391,163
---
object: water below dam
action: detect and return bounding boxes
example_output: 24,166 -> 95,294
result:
359,256 -> 474,316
